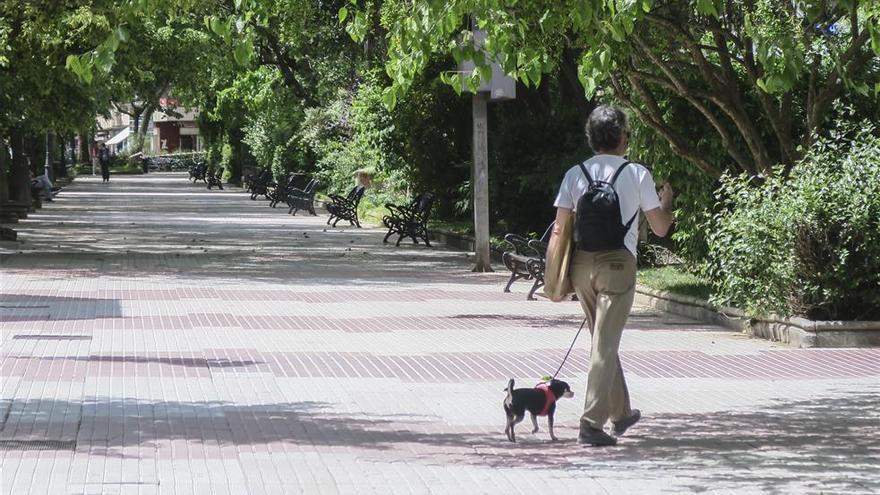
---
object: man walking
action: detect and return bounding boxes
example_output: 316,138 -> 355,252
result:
546,105 -> 674,446
98,143 -> 111,182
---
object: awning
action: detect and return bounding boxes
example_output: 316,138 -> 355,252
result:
105,127 -> 131,145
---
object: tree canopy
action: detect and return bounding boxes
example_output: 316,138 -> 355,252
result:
353,0 -> 880,176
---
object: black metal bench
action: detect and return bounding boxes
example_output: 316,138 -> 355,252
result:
501,223 -> 553,300
382,192 -> 435,247
206,169 -> 223,190
288,178 -> 320,215
326,185 -> 366,227
189,162 -> 207,183
268,173 -> 300,208
248,170 -> 273,200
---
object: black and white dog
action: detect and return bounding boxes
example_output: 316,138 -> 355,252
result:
503,378 -> 574,442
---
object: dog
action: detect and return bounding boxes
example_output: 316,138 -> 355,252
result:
503,378 -> 574,442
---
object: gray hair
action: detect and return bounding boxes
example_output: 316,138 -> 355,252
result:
585,105 -> 628,152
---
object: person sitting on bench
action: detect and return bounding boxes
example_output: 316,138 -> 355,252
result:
30,171 -> 60,201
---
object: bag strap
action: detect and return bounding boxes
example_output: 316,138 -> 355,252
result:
578,163 -> 594,187
613,161 -> 638,230
610,161 -> 632,185
624,211 -> 638,230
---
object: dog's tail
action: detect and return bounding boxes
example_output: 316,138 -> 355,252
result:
503,378 -> 514,407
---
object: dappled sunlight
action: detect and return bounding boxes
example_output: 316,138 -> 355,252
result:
3,174 -> 507,287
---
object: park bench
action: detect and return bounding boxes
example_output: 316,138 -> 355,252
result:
189,162 -> 207,183
501,223 -> 553,300
382,192 -> 435,247
248,170 -> 273,200
243,170 -> 260,192
326,185 -> 366,227
268,172 -> 300,208
206,169 -> 224,190
288,178 -> 320,215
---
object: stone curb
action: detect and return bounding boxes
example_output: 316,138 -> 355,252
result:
423,228 -> 880,349
633,285 -> 749,332
634,284 -> 880,348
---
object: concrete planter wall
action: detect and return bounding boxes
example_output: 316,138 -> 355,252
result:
633,286 -> 750,332
425,229 -> 880,348
635,285 -> 880,348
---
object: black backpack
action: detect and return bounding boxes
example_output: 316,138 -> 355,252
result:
574,161 -> 637,251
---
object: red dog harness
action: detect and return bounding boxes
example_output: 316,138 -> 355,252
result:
535,383 -> 556,416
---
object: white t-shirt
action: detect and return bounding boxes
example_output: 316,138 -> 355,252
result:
554,154 -> 661,257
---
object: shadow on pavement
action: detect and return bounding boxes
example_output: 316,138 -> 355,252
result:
0,294 -> 123,321
1,393 -> 876,492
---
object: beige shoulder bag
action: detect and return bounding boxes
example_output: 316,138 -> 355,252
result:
542,216 -> 574,302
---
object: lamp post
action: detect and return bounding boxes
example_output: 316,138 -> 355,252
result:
44,133 -> 51,180
459,28 -> 516,272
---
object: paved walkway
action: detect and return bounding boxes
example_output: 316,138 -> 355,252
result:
1,173 -> 878,495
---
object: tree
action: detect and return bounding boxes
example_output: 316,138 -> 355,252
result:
357,0 -> 880,177
1,0 -> 117,209
105,12 -> 214,153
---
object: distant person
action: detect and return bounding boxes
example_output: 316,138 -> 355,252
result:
30,171 -> 60,202
546,105 -> 674,447
98,143 -> 111,182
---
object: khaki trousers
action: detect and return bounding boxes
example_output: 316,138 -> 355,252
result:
570,248 -> 636,429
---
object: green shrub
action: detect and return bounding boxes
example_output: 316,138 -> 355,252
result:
219,142 -> 233,178
706,127 -> 880,320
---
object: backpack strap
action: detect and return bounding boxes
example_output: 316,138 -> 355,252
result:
578,163 -> 594,187
613,161 -> 638,230
610,161 -> 632,185
624,210 -> 638,230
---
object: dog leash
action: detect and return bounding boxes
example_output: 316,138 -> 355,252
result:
550,316 -> 588,379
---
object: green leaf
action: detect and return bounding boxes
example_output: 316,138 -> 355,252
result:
696,0 -> 719,17
95,46 -> 114,73
209,17 -> 226,38
233,39 -> 253,66
65,54 -> 80,72
477,63 -> 492,83
382,86 -> 397,110
871,25 -> 880,56
338,6 -> 348,23
583,76 -> 596,97
116,26 -> 129,43
466,75 -> 479,93
450,73 -> 463,95
527,64 -> 542,86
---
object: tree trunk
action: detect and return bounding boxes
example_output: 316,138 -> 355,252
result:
9,128 -> 32,207
56,135 -> 68,179
0,140 -> 9,203
0,139 -> 19,226
471,92 -> 493,272
136,104 -> 156,154
78,133 -> 90,164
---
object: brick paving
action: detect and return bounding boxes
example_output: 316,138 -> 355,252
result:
1,173 -> 878,495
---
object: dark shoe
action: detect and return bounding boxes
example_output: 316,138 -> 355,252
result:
578,427 -> 617,447
613,409 -> 641,436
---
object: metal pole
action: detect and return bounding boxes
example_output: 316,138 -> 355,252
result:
472,91 -> 493,272
44,133 -> 51,180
